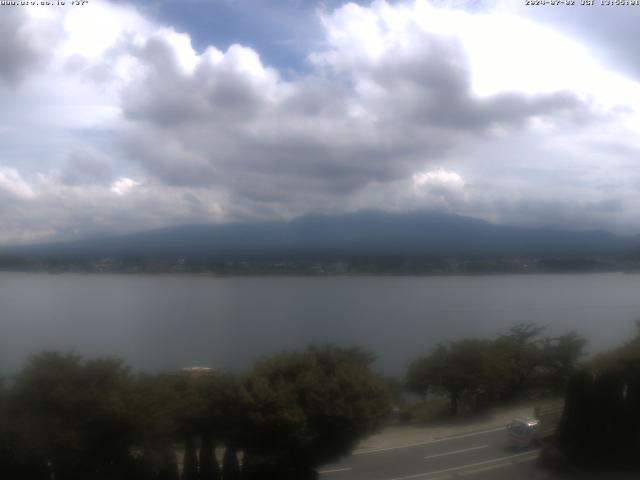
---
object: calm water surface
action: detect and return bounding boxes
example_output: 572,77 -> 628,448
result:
1,272 -> 639,375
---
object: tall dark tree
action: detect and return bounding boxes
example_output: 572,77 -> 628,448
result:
555,322 -> 640,470
221,446 -> 241,480
557,370 -> 595,463
156,445 -> 180,480
199,433 -> 220,480
182,435 -> 198,480
624,363 -> 640,461
0,377 -> 50,480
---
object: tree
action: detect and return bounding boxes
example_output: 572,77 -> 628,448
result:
198,374 -> 247,449
407,325 -> 587,417
409,340 -> 498,415
242,346 -> 390,477
181,435 -> 198,480
156,445 -> 180,480
129,370 -> 247,480
556,326 -> 640,469
557,370 -> 595,463
129,374 -> 183,480
10,352 -> 138,480
495,323 -> 547,399
592,320 -> 640,369
221,445 -> 240,480
0,377 -> 50,479
540,331 -> 587,393
184,373 -> 245,479
199,433 -> 220,480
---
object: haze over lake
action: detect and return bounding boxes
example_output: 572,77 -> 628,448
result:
1,272 -> 639,376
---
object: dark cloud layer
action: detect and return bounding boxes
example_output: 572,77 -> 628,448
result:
60,151 -> 115,186
0,10 -> 43,84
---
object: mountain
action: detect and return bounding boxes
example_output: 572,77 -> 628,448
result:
2,211 -> 638,260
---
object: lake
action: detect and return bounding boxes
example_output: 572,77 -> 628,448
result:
1,272 -> 639,376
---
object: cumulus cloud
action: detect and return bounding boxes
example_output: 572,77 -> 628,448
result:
0,167 -> 34,199
110,177 -> 141,195
413,169 -> 465,193
0,0 -> 639,243
105,0 -> 594,206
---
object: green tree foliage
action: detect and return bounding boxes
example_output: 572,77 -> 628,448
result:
130,374 -> 182,442
407,340 -> 501,415
407,324 -> 586,416
128,374 -> 184,479
495,323 -> 547,398
0,346 -> 391,478
242,346 -> 391,478
198,374 -> 248,447
592,321 -> 640,369
9,352 -> 138,480
540,331 -> 587,393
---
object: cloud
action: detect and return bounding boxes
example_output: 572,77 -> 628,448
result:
0,9 -> 54,84
487,0 -> 640,84
59,150 -> 115,186
0,174 -> 231,245
0,167 -> 34,199
0,0 -> 639,243
110,177 -> 141,195
106,0 -> 594,206
413,169 -> 465,192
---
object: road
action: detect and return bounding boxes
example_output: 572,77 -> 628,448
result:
318,427 -> 551,480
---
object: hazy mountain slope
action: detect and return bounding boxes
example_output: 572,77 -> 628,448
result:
2,211 -> 636,260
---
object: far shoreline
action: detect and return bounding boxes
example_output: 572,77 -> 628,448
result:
0,268 -> 638,278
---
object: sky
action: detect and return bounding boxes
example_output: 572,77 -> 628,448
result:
1,0 -> 640,244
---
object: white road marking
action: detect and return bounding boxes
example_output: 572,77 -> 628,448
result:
352,426 -> 506,456
383,449 -> 541,480
458,462 -> 512,476
318,467 -> 353,475
461,454 -> 537,476
423,444 -> 488,460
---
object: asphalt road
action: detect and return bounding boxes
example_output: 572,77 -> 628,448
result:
318,427 -> 548,480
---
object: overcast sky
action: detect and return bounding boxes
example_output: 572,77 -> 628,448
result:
1,0 -> 640,244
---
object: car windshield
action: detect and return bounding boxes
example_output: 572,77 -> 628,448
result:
510,422 -> 530,436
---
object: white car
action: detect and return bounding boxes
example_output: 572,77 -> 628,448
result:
507,416 -> 541,448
